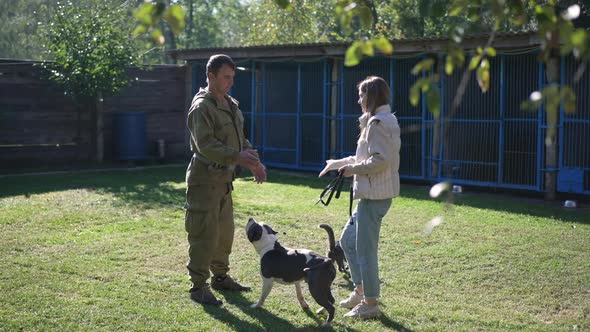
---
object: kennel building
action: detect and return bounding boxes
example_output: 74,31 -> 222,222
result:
170,32 -> 590,197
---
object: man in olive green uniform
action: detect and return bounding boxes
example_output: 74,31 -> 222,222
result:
186,54 -> 266,305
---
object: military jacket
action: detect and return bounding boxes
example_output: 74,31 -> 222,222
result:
186,88 -> 252,185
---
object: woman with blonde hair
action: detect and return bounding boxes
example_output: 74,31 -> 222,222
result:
319,76 -> 401,319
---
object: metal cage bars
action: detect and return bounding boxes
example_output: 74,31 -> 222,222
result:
189,52 -> 589,195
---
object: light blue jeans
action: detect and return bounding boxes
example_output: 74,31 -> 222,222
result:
340,198 -> 392,299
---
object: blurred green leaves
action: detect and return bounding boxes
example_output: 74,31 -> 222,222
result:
133,2 -> 185,45
536,3 -> 589,63
336,0 -> 373,35
406,0 -> 586,140
409,59 -> 441,118
411,58 -> 435,75
332,1 -> 393,66
273,0 -> 292,10
521,85 -> 577,143
445,45 -> 465,75
132,0 -> 589,146
345,36 -> 393,66
472,47 -> 496,93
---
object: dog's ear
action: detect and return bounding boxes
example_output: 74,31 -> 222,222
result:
263,224 -> 278,235
247,223 -> 263,242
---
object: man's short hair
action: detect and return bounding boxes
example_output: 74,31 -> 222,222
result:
207,54 -> 235,75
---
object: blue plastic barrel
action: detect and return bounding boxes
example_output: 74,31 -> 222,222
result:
113,112 -> 147,160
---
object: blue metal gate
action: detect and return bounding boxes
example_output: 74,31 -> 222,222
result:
256,60 -> 328,170
558,55 -> 590,194
188,51 -> 589,196
393,57 -> 424,179
500,53 -> 543,190
437,56 -> 503,185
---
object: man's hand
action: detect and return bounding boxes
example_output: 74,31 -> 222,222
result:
237,149 -> 260,170
250,163 -> 267,184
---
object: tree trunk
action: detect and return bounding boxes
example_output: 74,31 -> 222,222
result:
189,0 -> 194,37
431,116 -> 440,178
89,94 -> 104,163
164,0 -> 177,64
96,92 -> 104,163
185,63 -> 193,153
75,102 -> 83,162
89,98 -> 96,162
544,33 -> 560,201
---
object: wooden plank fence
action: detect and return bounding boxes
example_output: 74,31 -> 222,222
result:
0,61 -> 188,171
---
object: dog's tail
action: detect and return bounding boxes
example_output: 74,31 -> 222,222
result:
319,223 -> 336,251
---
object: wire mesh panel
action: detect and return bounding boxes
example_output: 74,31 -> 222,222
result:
191,62 -> 207,94
394,57 -> 424,178
263,114 -> 298,165
299,60 -> 327,169
189,52 -> 587,196
252,63 -> 264,151
265,62 -> 298,115
231,60 -> 254,142
262,62 -> 298,167
440,57 -> 502,184
502,53 -> 541,189
339,57 -> 392,157
560,55 -> 590,194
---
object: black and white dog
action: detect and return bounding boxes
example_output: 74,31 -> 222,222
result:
246,218 -> 337,325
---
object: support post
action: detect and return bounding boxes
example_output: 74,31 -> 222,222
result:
184,63 -> 193,155
330,59 -> 339,159
544,34 -> 560,201
96,91 -> 104,163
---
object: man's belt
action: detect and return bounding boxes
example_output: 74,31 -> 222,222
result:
193,153 -> 235,171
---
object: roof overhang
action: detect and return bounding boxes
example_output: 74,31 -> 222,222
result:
168,31 -> 541,62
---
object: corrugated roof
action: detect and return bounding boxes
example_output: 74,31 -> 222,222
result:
168,31 -> 540,61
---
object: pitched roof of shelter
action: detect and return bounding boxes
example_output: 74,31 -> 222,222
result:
168,31 -> 540,62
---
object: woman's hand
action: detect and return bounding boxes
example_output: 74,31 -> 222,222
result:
319,159 -> 338,177
338,164 -> 354,177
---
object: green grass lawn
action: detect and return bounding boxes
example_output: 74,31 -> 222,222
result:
0,166 -> 588,331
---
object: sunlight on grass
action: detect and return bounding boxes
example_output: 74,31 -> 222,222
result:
1,166 -> 588,331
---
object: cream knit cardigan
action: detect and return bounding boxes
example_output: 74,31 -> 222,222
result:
326,105 -> 401,200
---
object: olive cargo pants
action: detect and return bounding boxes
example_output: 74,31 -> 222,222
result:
185,182 -> 234,288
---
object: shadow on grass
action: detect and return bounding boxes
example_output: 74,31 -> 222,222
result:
1,166 -> 588,225
397,183 -> 590,225
201,303 -> 277,332
0,167 -> 327,195
210,289 -> 414,331
336,271 -> 355,290
378,314 -> 415,332
255,171 -> 590,225
0,167 -> 333,211
213,291 -> 360,331
0,167 -> 187,210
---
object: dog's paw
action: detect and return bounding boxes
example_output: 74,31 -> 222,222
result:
250,303 -> 261,308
